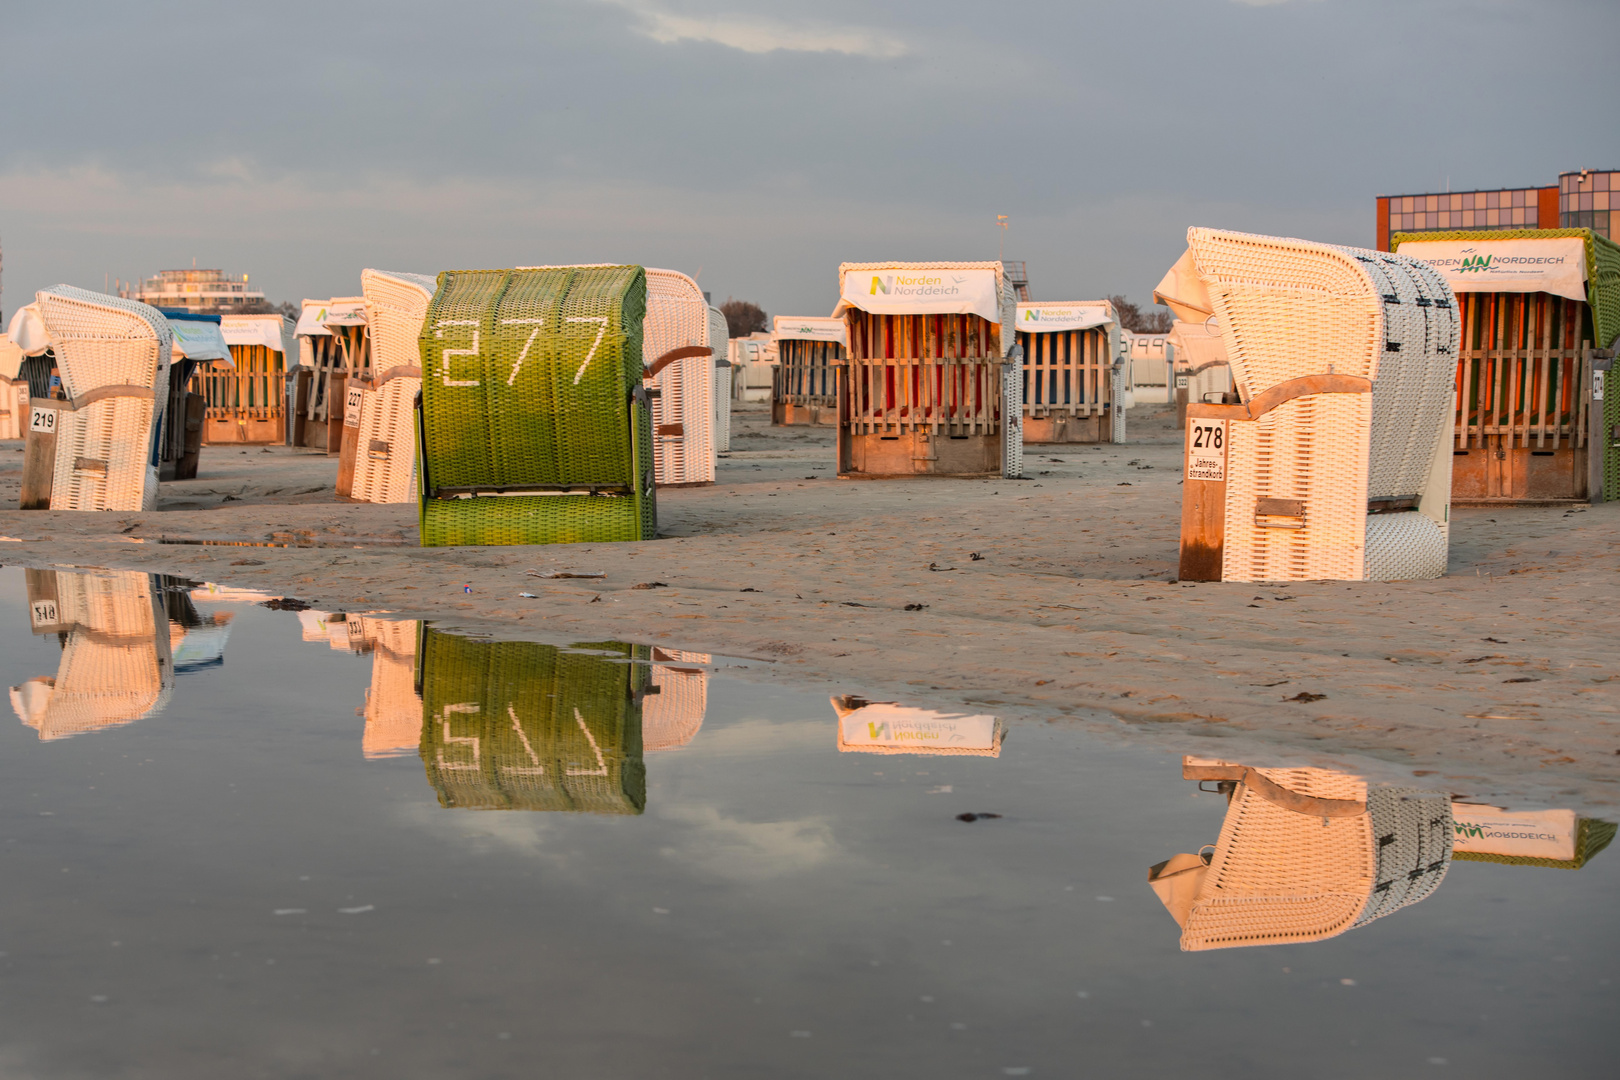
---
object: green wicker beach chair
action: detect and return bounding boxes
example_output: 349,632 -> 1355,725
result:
416,266 -> 656,546
416,627 -> 648,813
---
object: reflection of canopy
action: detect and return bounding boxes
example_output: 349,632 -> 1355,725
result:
830,695 -> 1004,756
417,630 -> 647,814
643,648 -> 709,752
1451,805 -> 1616,870
9,570 -> 173,741
1149,758 -> 1452,951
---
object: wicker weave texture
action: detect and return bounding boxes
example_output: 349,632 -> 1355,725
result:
643,649 -> 709,752
361,270 -> 436,376
1222,394 -> 1372,582
644,269 -> 714,484
1353,788 -> 1452,926
1363,512 -> 1448,580
351,380 -> 419,504
9,570 -> 172,740
0,381 -> 26,440
417,630 -> 646,813
35,287 -> 172,512
1002,360 -> 1023,478
417,266 -> 653,546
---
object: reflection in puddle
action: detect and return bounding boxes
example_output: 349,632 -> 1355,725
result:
830,694 -> 1005,756
295,615 -> 711,808
10,569 -> 177,740
1151,757 -> 1614,951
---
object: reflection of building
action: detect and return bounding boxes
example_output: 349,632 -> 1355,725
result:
10,569 -> 175,740
643,648 -> 710,752
830,695 -> 1004,757
416,630 -> 650,814
1149,758 -> 1452,951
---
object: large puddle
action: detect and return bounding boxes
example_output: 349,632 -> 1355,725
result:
0,567 -> 1613,1078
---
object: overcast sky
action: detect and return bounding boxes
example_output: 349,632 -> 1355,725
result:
2,0 -> 1614,322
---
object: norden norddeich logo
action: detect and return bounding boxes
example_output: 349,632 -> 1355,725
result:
870,274 -> 960,298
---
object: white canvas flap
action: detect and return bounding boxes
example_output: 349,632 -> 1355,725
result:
1016,303 -> 1112,333
1398,237 -> 1587,301
836,265 -> 1001,324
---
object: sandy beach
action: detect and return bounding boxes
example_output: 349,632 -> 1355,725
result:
1,403 -> 1615,811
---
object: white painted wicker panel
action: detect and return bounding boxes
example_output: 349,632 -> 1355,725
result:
1001,359 -> 1023,478
1353,787 -> 1452,926
350,379 -> 420,504
11,571 -> 172,740
1363,512 -> 1448,581
50,396 -> 159,512
1346,249 -> 1459,500
644,269 -> 713,485
644,650 -> 709,752
361,269 -> 435,377
708,306 -> 731,454
1186,229 -> 1382,398
1222,394 -> 1371,583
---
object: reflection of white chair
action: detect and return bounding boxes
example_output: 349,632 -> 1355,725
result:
353,270 -> 435,503
9,570 -> 173,740
642,648 -> 709,752
644,269 -> 715,485
34,286 -> 172,511
708,306 -> 731,454
1158,229 -> 1457,581
348,617 -> 424,759
1150,758 -> 1452,951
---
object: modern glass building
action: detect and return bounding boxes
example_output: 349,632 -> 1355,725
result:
1376,169 -> 1615,250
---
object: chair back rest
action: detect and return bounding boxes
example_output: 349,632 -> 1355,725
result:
361,270 -> 436,377
35,285 -> 171,398
418,266 -> 646,492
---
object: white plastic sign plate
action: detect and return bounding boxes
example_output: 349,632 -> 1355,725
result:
29,407 -> 56,435
1186,419 -> 1227,481
344,386 -> 365,427
1594,368 -> 1606,402
29,599 -> 58,629
1175,375 -> 1190,389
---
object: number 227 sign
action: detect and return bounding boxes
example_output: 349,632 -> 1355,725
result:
1186,419 -> 1227,482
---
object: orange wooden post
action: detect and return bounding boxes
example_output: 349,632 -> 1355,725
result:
1178,407 -> 1237,581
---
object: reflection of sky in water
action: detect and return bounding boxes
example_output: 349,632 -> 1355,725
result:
0,566 -> 1613,1077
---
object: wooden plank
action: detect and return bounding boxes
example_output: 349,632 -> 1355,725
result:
19,400 -> 57,510
1178,417 -> 1227,581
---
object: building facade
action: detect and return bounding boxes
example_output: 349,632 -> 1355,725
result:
125,269 -> 265,313
1376,169 -> 1615,251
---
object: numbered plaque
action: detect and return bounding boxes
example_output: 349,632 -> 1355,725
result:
29,406 -> 57,435
344,385 -> 366,428
1186,419 -> 1227,482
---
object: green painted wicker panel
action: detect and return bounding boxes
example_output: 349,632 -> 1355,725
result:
419,270 -> 508,488
421,493 -> 643,546
1392,228 -> 1620,499
415,265 -> 656,545
417,629 -> 647,814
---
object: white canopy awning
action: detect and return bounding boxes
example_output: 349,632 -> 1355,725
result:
166,318 -> 232,363
1396,237 -> 1587,302
294,299 -> 367,337
220,314 -> 286,353
1015,302 -> 1113,333
773,315 -> 847,346
6,304 -> 49,357
834,263 -> 1002,324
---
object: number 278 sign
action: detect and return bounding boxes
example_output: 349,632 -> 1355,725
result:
1186,419 -> 1227,481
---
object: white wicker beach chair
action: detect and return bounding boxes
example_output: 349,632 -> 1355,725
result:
31,286 -> 172,512
709,306 -> 731,453
351,270 -> 434,504
1150,759 -> 1452,951
642,648 -> 709,752
9,570 -> 173,740
644,269 -> 715,485
1157,229 -> 1458,582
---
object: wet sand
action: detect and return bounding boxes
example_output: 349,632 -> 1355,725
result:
1,404 -> 1615,810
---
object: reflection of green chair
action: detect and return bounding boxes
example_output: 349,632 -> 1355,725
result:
1453,818 -> 1616,870
416,266 -> 656,546
416,628 -> 647,813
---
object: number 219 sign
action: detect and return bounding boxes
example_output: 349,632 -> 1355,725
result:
1186,419 -> 1227,482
